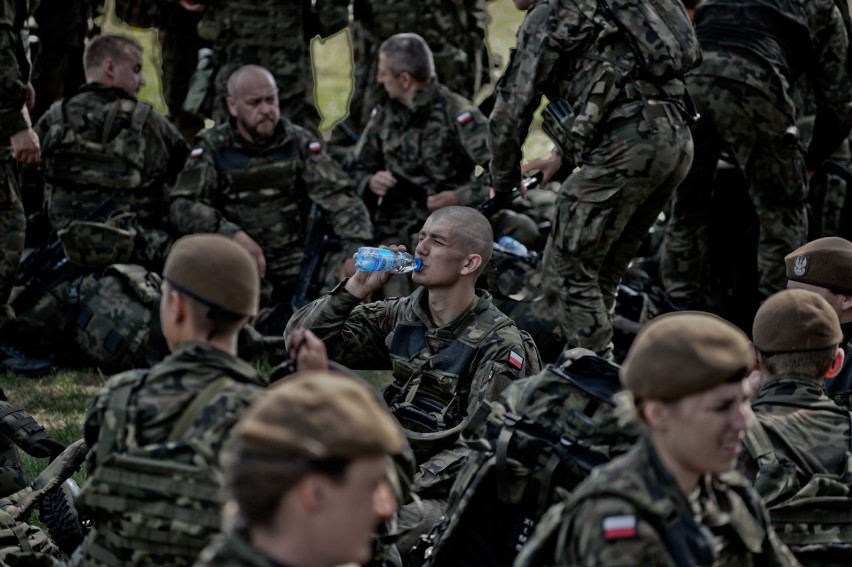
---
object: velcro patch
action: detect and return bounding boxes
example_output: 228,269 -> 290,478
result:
456,111 -> 474,125
509,351 -> 524,370
308,141 -> 322,153
603,515 -> 637,540
190,147 -> 203,158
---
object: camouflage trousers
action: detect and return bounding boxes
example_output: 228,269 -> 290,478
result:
541,106 -> 693,357
661,74 -> 808,306
0,154 -> 27,333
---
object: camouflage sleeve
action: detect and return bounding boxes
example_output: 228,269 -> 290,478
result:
186,386 -> 261,472
451,104 -> 491,206
82,389 -> 107,475
301,134 -> 373,259
0,9 -> 30,138
488,0 -> 583,193
168,140 -> 242,238
806,2 -> 852,170
285,282 -> 399,370
350,108 -> 386,198
562,498 -> 674,566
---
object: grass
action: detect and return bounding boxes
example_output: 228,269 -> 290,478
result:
10,2 -> 551,482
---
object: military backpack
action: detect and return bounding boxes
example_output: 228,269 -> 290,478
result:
412,352 -> 637,567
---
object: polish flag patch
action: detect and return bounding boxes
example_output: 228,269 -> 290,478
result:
602,515 -> 637,540
456,111 -> 474,125
508,351 -> 524,370
308,141 -> 322,153
370,107 -> 378,120
190,147 -> 204,158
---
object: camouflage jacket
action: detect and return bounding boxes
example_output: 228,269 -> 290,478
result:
552,437 -> 799,567
352,80 -> 490,241
488,0 -> 689,193
286,284 -> 540,495
0,0 -> 31,142
694,0 -> 852,170
195,532 -> 283,567
169,118 -> 372,287
739,373 -> 852,484
78,341 -> 266,565
34,83 -> 189,231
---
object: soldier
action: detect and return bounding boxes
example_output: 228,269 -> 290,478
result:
519,312 -> 799,566
72,234 -> 268,565
34,34 -> 188,270
783,237 -> 852,408
739,289 -> 850,565
348,0 -> 492,133
661,0 -> 852,310
186,0 -> 349,129
488,0 -> 698,359
351,32 -> 490,294
286,205 -> 542,558
169,65 -> 372,314
196,371 -> 404,567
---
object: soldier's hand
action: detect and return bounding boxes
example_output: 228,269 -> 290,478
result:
233,230 -> 267,278
288,328 -> 328,372
10,128 -> 40,165
179,0 -> 207,12
369,170 -> 397,197
345,244 -> 403,299
340,257 -> 356,280
427,190 -> 460,212
521,151 -> 562,187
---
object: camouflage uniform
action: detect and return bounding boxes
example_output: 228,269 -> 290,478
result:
74,341 -> 266,566
168,118 -> 372,304
34,83 -> 188,269
541,437 -> 799,566
661,0 -> 852,307
198,0 -> 349,129
352,80 -> 490,249
488,0 -> 694,357
348,0 -> 493,132
195,532 -> 278,567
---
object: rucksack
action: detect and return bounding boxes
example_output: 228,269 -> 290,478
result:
413,353 -> 637,567
72,264 -> 167,373
744,414 -> 852,565
74,373 -> 236,565
39,98 -> 150,192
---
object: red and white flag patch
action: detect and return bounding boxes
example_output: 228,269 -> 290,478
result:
508,351 -> 524,370
190,147 -> 204,158
456,111 -> 474,125
602,515 -> 637,540
308,141 -> 322,153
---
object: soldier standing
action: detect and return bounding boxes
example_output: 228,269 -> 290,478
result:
488,0 -> 698,359
661,0 -> 852,310
518,312 -> 799,566
169,65 -> 372,315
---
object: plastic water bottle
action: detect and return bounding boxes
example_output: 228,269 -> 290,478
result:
497,235 -> 530,256
353,247 -> 423,273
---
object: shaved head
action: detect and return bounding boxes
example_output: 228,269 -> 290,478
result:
227,65 -> 277,98
427,206 -> 493,267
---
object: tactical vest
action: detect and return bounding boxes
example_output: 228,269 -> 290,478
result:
75,372 -> 236,566
744,413 -> 852,565
212,140 -> 309,253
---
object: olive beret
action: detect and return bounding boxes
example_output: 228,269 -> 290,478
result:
163,234 -> 259,317
236,371 -> 406,460
753,289 -> 842,353
785,237 -> 852,294
620,312 -> 752,401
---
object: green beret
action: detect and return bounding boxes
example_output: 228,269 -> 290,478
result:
236,371 -> 406,459
163,234 -> 259,317
753,289 -> 842,353
785,237 -> 852,294
620,312 -> 752,401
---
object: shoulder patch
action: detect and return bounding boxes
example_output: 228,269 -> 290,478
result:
602,515 -> 637,540
190,147 -> 204,159
370,106 -> 379,120
509,351 -> 524,370
308,141 -> 323,153
456,111 -> 474,125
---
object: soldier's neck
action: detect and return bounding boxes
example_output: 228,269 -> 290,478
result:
426,286 -> 476,328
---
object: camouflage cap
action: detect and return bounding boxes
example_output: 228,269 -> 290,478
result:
236,371 -> 406,460
753,289 -> 842,354
163,234 -> 259,317
620,312 -> 752,401
785,237 -> 852,294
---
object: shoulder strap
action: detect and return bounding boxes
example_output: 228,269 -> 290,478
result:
742,410 -> 779,469
167,376 -> 236,444
100,99 -> 126,145
95,371 -> 149,466
129,101 -> 152,135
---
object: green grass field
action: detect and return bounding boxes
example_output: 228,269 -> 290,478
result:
7,2 -> 552,485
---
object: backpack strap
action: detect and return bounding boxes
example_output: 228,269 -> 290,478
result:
100,100 -> 125,145
741,410 -> 780,469
167,376 -> 235,444
128,102 -> 152,137
95,373 -> 148,466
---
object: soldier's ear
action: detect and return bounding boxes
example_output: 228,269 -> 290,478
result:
461,253 -> 482,276
226,96 -> 238,118
826,347 -> 846,379
102,57 -> 116,81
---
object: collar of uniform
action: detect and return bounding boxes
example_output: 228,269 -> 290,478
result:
165,340 -> 264,386
414,288 -> 490,338
755,372 -> 827,406
78,82 -> 135,101
409,79 -> 439,113
226,117 -> 289,153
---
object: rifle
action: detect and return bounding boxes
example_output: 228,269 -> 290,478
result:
16,197 -> 115,289
477,172 -> 542,219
